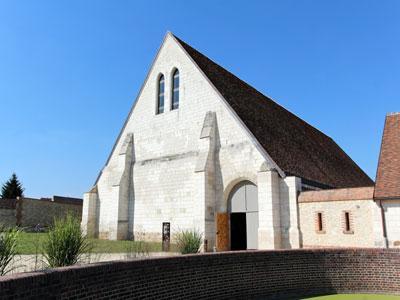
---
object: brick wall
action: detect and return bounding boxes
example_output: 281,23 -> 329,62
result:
1,249 -> 399,299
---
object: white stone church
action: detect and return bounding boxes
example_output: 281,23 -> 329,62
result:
82,32 -> 400,251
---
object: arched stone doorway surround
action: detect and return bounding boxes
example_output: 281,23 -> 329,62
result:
216,178 -> 259,251
228,180 -> 259,250
219,175 -> 257,211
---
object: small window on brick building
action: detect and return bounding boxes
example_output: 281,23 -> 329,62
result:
343,211 -> 353,234
316,212 -> 325,233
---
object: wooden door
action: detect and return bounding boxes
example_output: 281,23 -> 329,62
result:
216,213 -> 229,251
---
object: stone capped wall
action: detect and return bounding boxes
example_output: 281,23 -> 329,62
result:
20,198 -> 82,228
298,187 -> 386,248
299,198 -> 378,247
0,208 -> 15,227
0,249 -> 399,299
0,198 -> 82,229
0,199 -> 17,227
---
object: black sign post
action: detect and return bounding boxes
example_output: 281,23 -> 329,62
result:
162,222 -> 170,252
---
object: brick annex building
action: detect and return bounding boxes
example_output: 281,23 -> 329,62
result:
82,33 -> 400,250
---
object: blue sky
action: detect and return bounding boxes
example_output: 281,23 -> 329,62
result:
0,1 -> 399,198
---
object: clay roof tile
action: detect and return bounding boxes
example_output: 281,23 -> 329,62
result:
374,113 -> 400,199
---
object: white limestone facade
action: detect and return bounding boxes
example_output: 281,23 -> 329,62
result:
297,187 -> 393,248
81,33 -> 301,250
298,197 -> 400,249
381,199 -> 400,248
299,198 -> 382,248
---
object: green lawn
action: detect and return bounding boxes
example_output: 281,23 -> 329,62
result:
304,294 -> 400,300
16,232 -> 176,254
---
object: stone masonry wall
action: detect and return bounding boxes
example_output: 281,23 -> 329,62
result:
0,198 -> 82,229
0,208 -> 16,227
20,198 -> 82,228
0,199 -> 17,227
93,33 -> 272,244
0,249 -> 400,299
382,199 -> 400,248
298,199 -> 378,248
298,187 -> 386,248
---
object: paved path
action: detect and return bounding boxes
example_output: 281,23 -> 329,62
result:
8,252 -> 179,274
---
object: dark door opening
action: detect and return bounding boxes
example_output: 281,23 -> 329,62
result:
230,213 -> 247,250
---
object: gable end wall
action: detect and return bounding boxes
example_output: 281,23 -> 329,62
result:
91,34 -> 276,244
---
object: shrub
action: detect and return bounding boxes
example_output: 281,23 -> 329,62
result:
43,214 -> 92,268
175,229 -> 203,254
0,226 -> 19,276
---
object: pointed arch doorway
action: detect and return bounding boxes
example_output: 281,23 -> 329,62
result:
228,181 -> 259,250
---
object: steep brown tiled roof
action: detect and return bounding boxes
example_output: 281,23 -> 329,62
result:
174,35 -> 373,188
374,113 -> 400,199
298,186 -> 374,203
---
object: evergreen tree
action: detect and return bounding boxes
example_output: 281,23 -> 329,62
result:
1,173 -> 24,199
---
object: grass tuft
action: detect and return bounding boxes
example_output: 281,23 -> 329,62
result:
0,226 -> 20,276
175,229 -> 203,254
43,214 -> 92,268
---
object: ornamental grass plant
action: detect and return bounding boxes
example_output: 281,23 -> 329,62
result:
0,226 -> 20,276
43,214 -> 92,268
175,229 -> 203,254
